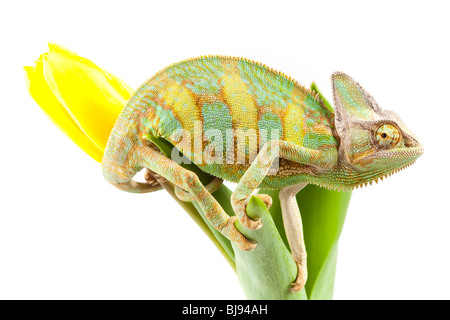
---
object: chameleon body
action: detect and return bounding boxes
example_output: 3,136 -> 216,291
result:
102,56 -> 423,292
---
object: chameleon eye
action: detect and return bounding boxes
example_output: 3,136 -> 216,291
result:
375,124 -> 401,148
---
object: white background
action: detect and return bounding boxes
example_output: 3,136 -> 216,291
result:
1,0 -> 449,299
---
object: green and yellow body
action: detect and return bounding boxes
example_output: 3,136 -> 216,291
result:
103,56 -> 339,190
101,56 -> 423,291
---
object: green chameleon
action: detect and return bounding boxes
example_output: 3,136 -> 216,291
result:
102,56 -> 423,292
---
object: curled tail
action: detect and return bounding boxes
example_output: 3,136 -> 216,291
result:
102,150 -> 162,193
102,119 -> 162,193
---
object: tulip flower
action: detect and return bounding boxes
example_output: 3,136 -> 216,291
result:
24,44 -> 351,299
24,43 -> 133,162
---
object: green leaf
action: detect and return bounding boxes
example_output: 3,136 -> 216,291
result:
311,82 -> 333,112
297,185 -> 351,299
233,196 -> 307,300
259,186 -> 351,300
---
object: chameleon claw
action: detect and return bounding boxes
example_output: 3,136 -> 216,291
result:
222,216 -> 257,251
236,194 -> 272,230
144,168 -> 164,186
254,194 -> 272,210
290,261 -> 307,293
239,213 -> 263,230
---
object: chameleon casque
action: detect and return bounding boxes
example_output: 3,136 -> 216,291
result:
102,56 -> 423,292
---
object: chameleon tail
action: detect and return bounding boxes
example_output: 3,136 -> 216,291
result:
102,144 -> 163,193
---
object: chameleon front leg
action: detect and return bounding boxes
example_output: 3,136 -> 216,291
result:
279,183 -> 308,292
231,140 -> 326,230
135,146 -> 256,251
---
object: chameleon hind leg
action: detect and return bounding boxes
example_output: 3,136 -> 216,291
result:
279,183 -> 308,292
136,146 -> 256,251
231,140 -> 328,230
174,177 -> 223,202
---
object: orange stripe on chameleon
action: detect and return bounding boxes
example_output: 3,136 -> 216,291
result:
220,59 -> 258,132
157,74 -> 202,136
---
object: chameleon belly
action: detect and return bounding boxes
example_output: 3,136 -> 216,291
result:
124,56 -> 338,187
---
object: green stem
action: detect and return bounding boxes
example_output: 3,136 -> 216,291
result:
234,196 -> 307,300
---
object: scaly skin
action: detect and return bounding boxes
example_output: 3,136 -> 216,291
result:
102,56 -> 423,292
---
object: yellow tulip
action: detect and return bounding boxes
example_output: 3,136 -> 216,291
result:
24,43 -> 134,162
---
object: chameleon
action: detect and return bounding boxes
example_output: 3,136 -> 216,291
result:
101,56 -> 423,292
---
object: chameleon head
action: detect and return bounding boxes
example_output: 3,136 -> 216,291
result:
331,72 -> 424,188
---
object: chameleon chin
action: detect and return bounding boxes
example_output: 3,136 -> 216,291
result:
101,56 -> 423,292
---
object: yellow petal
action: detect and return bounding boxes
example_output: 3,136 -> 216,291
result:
47,43 -> 77,55
47,43 -> 133,98
42,44 -> 133,151
24,60 -> 104,163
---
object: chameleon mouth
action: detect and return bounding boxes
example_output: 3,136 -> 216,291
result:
369,146 -> 424,160
351,161 -> 417,190
317,159 -> 419,192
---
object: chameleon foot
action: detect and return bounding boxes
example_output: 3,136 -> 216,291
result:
144,168 -> 164,186
239,213 -> 262,230
235,194 -> 272,230
221,216 -> 256,251
255,194 -> 272,210
290,261 -> 307,293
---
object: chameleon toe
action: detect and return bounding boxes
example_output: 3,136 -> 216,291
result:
254,194 -> 272,210
239,214 -> 263,230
